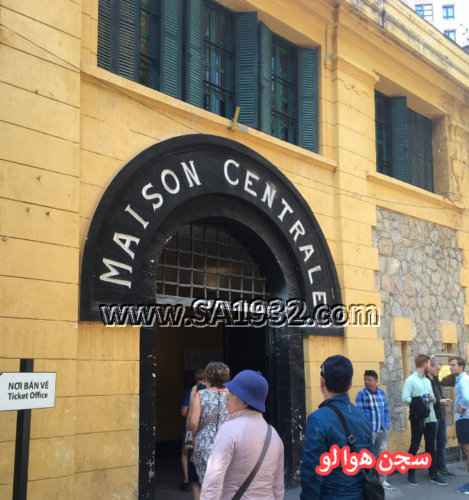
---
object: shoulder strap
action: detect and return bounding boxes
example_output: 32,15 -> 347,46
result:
197,407 -> 222,434
326,403 -> 358,454
231,425 -> 272,500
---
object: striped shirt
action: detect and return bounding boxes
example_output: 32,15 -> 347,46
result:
355,388 -> 390,433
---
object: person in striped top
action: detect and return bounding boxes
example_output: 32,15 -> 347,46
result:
355,370 -> 396,491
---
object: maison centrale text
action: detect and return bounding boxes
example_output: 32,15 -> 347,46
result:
99,159 -> 327,306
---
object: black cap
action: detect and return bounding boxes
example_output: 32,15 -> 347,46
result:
321,355 -> 353,384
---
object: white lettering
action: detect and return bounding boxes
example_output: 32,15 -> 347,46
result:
161,169 -> 180,194
142,183 -> 163,210
307,265 -> 322,284
278,198 -> 294,221
113,233 -> 140,260
181,161 -> 201,188
244,170 -> 260,197
313,291 -> 327,307
224,159 -> 239,186
289,220 -> 305,242
100,258 -> 133,288
299,244 -> 315,262
261,183 -> 277,208
125,205 -> 149,229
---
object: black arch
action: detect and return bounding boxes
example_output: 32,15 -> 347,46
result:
80,134 -> 341,325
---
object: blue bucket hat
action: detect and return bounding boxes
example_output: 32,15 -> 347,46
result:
224,370 -> 269,412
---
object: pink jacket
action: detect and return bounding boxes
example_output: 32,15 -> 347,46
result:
201,409 -> 284,500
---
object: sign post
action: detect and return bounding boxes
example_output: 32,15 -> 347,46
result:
0,359 -> 57,500
13,359 -> 33,500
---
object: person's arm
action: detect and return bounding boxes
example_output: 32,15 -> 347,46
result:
181,406 -> 189,418
300,412 -> 326,500
355,390 -> 365,411
402,377 -> 413,405
382,390 -> 390,429
273,443 -> 285,500
200,426 -> 235,500
186,386 -> 197,429
190,391 -> 201,436
460,378 -> 469,409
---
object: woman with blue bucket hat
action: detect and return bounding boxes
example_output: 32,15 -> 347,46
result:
201,370 -> 284,500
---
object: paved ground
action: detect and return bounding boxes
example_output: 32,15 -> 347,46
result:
284,461 -> 469,499
157,458 -> 469,499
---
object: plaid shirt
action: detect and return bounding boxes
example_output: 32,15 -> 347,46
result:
355,387 -> 390,432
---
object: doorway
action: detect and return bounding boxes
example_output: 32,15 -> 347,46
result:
224,325 -> 277,427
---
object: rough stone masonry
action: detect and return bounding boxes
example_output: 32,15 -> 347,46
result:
374,207 -> 466,432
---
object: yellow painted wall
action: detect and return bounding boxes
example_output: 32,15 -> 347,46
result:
1,0 -> 469,497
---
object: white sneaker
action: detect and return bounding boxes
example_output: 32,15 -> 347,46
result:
382,480 -> 397,491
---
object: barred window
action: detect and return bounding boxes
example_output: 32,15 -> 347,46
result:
156,224 -> 268,302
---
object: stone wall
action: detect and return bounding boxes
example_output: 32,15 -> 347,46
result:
374,208 -> 466,432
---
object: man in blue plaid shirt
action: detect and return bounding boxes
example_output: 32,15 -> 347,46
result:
356,370 -> 397,491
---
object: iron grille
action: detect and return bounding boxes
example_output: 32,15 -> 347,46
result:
156,224 -> 268,302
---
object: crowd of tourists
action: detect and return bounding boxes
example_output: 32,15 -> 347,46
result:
176,354 -> 469,499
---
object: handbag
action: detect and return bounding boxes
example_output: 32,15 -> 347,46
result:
231,424 -> 272,500
326,403 -> 385,500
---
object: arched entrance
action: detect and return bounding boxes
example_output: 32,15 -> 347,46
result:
80,135 -> 342,497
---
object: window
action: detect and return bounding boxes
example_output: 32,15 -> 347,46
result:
203,3 -> 235,119
443,5 -> 455,20
156,224 -> 268,301
375,91 -> 434,193
375,93 -> 393,177
139,0 -> 159,89
259,23 -> 317,152
271,36 -> 297,145
444,30 -> 456,41
97,0 -> 318,152
415,4 -> 433,20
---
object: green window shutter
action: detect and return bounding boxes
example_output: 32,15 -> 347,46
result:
258,23 -> 272,135
390,96 -> 408,183
423,115 -> 434,192
160,0 -> 182,99
408,109 -> 434,192
235,12 -> 258,129
118,0 -> 137,81
184,0 -> 203,106
298,48 -> 318,153
98,0 -> 113,71
407,108 -> 418,187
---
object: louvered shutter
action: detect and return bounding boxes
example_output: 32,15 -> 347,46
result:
184,0 -> 203,107
235,12 -> 258,129
298,48 -> 318,153
160,0 -> 182,98
118,0 -> 136,80
258,23 -> 272,136
98,0 -> 113,71
408,109 -> 434,192
423,115 -> 434,192
407,108 -> 418,187
390,96 -> 408,183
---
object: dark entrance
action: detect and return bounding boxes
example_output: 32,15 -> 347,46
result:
80,135 -> 343,499
224,325 -> 277,426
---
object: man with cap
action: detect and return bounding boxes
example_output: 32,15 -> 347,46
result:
201,370 -> 284,500
300,355 -> 374,500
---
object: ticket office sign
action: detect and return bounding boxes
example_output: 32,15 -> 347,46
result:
0,372 -> 57,411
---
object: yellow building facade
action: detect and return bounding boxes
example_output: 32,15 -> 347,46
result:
1,0 -> 469,498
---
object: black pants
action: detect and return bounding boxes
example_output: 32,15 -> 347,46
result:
408,419 -> 437,477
